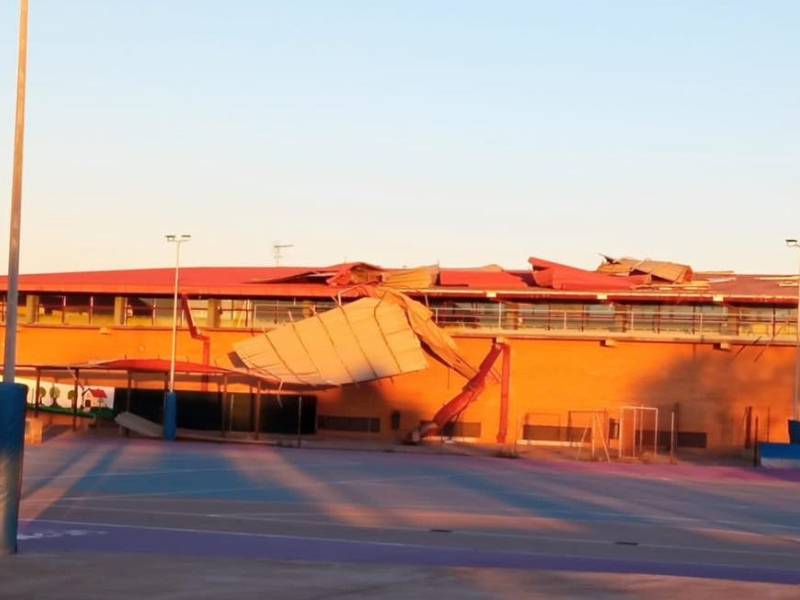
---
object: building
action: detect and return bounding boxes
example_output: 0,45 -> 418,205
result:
1,256 -> 797,452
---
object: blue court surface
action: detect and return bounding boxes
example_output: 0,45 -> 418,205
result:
16,435 -> 800,585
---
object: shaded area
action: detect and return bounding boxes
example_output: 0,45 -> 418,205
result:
15,433 -> 800,587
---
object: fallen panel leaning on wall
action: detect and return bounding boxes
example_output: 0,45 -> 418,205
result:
233,296 -> 428,386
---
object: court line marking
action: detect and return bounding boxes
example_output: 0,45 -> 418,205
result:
21,487 -> 800,535
20,461 -> 367,483
26,504 -> 800,559
18,517 -> 800,579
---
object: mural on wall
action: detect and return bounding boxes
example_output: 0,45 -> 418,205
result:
16,377 -> 115,414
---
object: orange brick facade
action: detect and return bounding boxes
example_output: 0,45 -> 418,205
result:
5,324 -> 793,450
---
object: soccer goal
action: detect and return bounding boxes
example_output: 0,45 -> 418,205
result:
618,405 -> 659,459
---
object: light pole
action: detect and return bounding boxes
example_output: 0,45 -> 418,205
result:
786,239 -> 800,424
0,0 -> 30,558
164,234 -> 190,440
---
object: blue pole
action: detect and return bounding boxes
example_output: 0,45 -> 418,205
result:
164,391 -> 177,441
0,382 -> 27,555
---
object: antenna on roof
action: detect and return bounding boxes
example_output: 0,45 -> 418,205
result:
273,243 -> 293,266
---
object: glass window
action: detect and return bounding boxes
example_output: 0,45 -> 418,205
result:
38,294 -> 66,324
735,306 -> 773,337
253,299 -> 304,326
217,299 -> 250,328
696,304 -> 728,335
629,304 -> 658,333
774,308 -> 796,338
90,295 -> 116,326
658,305 -> 695,334
62,294 -> 91,325
126,297 -> 154,326
584,303 -> 616,331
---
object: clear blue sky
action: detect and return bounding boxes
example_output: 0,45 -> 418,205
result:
0,1 -> 798,274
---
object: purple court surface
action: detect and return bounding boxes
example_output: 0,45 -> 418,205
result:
16,434 -> 800,585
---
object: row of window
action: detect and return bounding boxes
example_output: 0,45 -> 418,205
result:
0,294 -> 797,338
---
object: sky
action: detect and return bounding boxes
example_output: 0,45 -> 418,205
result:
0,1 -> 798,274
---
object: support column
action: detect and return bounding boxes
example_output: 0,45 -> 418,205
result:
71,369 -> 79,431
207,299 -> 220,328
0,382 -> 27,555
220,375 -> 227,438
121,372 -> 132,437
33,367 -> 40,417
162,373 -> 177,441
254,381 -> 262,441
496,343 -> 511,444
24,294 -> 37,324
113,296 -> 126,326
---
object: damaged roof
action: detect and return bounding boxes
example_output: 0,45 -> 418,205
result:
0,258 -> 797,305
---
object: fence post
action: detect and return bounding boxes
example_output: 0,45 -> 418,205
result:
753,416 -> 760,467
670,411 -> 676,463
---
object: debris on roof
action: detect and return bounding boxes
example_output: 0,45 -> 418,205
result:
529,257 -> 646,291
598,255 -> 693,284
251,262 -> 438,289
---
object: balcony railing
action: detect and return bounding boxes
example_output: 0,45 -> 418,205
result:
430,305 -> 798,340
1,296 -> 797,342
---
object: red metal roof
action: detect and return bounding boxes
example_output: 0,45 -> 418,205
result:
529,257 -> 649,291
0,261 -> 796,304
439,270 -> 529,289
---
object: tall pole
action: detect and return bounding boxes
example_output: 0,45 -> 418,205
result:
169,241 -> 181,393
794,251 -> 800,421
786,240 -> 800,421
164,234 -> 189,441
3,0 -> 29,383
0,0 -> 30,557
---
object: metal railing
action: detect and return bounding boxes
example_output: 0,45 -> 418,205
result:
2,295 -> 797,342
430,305 -> 798,340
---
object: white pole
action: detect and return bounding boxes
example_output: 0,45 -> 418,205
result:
795,253 -> 800,420
785,240 -> 800,421
3,0 -> 29,383
166,235 -> 190,393
654,407 -> 659,456
670,410 -> 676,463
169,242 -> 180,392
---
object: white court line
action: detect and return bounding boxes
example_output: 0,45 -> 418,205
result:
19,517 -> 800,573
20,461 -> 366,483
21,485 -> 279,504
21,488 -> 800,534
29,502 -> 800,559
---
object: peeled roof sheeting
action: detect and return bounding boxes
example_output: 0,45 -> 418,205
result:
598,257 -> 692,283
438,270 -> 528,289
233,297 -> 428,386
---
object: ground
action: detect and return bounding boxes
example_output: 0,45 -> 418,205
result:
3,431 -> 800,598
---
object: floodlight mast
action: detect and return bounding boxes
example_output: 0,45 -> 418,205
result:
786,239 -> 800,421
0,0 -> 29,559
165,234 -> 191,394
3,0 -> 29,384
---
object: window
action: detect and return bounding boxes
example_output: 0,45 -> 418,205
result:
38,295 -> 66,324
318,415 -> 380,433
696,304 -> 728,335
584,304 -> 616,331
63,294 -> 92,325
658,305 -> 695,334
773,308 -> 796,338
90,295 -> 116,325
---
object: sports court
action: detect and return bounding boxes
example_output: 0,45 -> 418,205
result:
7,430 -> 800,596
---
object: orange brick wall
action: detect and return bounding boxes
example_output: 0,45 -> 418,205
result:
3,325 -> 794,448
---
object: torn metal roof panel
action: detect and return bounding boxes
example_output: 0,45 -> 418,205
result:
529,257 -> 647,291
598,256 -> 693,283
233,297 -> 428,386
